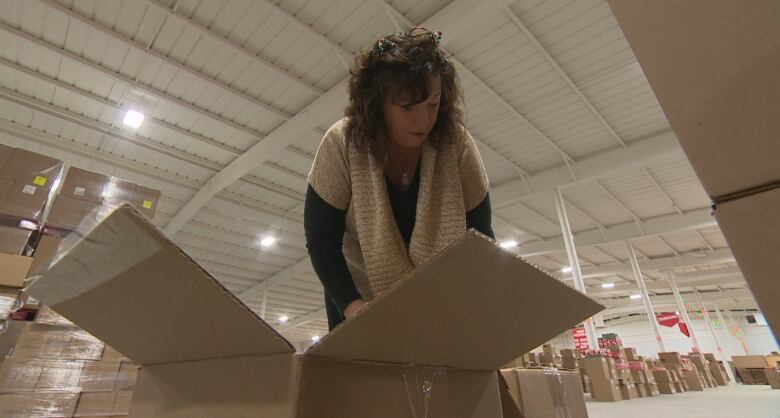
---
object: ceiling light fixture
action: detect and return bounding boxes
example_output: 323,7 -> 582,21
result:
122,109 -> 144,129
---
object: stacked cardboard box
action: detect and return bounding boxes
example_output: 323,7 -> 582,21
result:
539,344 -> 562,367
658,352 -> 700,391
703,353 -> 730,385
560,349 -> 581,369
0,145 -> 62,320
47,167 -> 159,232
581,355 -> 621,402
766,367 -> 780,389
17,167 -> 162,318
26,206 -> 604,417
0,311 -> 138,417
652,370 -> 678,395
608,0 -> 780,343
500,368 -> 588,418
0,144 -> 64,226
688,352 -> 718,388
627,360 -> 659,397
734,356 -> 772,385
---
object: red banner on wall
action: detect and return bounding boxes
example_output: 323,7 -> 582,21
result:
678,322 -> 691,337
656,312 -> 680,327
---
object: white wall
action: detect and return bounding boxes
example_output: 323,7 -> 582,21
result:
543,314 -> 779,361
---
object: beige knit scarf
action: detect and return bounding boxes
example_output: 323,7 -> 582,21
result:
309,118 -> 488,299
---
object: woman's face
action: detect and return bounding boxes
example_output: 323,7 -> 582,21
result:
382,75 -> 442,149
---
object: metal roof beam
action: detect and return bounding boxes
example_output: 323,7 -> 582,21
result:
491,129 -> 684,208
516,208 -> 716,258
163,0 -> 517,236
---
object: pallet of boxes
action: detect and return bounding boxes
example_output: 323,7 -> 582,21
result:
581,334 -> 657,402
703,353 -> 731,386
622,348 -> 660,398
733,355 -> 780,388
560,348 -> 591,395
687,352 -> 724,388
0,144 -> 64,326
646,357 -> 683,395
659,352 -> 707,392
501,343 -> 590,418
0,148 -> 162,416
0,307 -> 138,417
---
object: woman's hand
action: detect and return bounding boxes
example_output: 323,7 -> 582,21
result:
344,298 -> 367,319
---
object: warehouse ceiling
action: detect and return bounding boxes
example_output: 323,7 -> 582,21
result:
0,0 -> 754,346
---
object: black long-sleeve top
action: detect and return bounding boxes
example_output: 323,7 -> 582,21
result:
304,167 -> 494,330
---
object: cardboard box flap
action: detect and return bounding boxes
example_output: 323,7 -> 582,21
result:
607,0 -> 780,200
27,205 -> 294,365
306,231 -> 604,370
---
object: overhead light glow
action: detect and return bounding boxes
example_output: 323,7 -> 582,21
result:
278,315 -> 289,323
311,335 -> 320,342
260,236 -> 276,247
630,294 -> 642,300
601,282 -> 615,289
561,267 -> 573,274
675,311 -> 680,315
499,240 -> 518,249
122,109 -> 145,129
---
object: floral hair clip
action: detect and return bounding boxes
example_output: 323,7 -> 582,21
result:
375,37 -> 397,54
373,29 -> 443,56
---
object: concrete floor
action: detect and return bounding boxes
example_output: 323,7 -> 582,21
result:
586,385 -> 780,418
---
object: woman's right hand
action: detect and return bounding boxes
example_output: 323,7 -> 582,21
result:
344,298 -> 367,319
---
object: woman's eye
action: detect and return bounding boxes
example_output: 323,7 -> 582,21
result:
403,106 -> 414,111
429,102 -> 439,107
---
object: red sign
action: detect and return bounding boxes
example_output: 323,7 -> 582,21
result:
573,327 -> 589,352
678,322 -> 691,337
656,312 -> 680,327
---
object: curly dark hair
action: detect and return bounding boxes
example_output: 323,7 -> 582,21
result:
344,28 -> 465,163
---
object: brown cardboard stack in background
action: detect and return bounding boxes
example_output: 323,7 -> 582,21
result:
688,353 -> 718,388
766,367 -> 780,389
0,145 -> 63,309
560,349 -> 581,370
0,314 -> 137,417
703,353 -> 730,386
500,368 -> 588,418
47,167 -> 160,232
733,356 -> 771,385
539,344 -> 562,367
0,144 -> 64,224
581,356 -> 621,402
608,0 -> 780,340
27,206 -> 604,417
0,225 -> 33,256
651,370 -> 677,395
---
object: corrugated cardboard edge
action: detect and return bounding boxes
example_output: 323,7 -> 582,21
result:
307,229 -> 604,369
311,229 -> 596,352
28,204 -> 295,355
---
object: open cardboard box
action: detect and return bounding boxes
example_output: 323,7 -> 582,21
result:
27,205 -> 603,417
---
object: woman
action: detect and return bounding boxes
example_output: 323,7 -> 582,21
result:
305,28 -> 494,330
